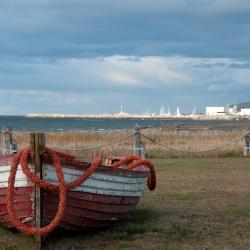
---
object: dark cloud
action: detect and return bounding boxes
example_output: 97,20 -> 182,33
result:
1,1 -> 250,114
1,0 -> 250,59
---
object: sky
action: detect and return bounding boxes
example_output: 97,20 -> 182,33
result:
1,0 -> 250,115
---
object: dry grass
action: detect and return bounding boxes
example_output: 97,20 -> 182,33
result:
1,157 -> 250,249
0,127 -> 247,159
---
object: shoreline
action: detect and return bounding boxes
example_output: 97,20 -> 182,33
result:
25,113 -> 250,120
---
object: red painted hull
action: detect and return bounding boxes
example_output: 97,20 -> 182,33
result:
0,154 -> 147,231
0,186 -> 140,230
42,190 -> 140,229
0,187 -> 34,227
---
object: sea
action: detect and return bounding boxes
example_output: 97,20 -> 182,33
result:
0,116 -> 249,132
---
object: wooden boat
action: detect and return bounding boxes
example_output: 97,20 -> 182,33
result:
0,151 -> 154,232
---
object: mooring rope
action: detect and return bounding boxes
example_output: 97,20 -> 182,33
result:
111,156 -> 156,191
7,147 -> 156,236
139,130 -> 250,153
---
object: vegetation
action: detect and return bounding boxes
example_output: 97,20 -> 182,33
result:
1,126 -> 248,159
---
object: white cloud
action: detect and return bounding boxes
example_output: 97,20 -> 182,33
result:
104,73 -> 138,86
0,89 -> 93,105
1,55 -> 250,114
208,84 -> 231,91
89,56 -> 192,87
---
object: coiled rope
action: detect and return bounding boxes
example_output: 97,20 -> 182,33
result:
7,148 -> 67,236
7,147 -> 156,236
7,147 -> 102,236
111,156 -> 156,191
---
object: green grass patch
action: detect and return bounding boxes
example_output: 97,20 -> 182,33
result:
127,208 -> 165,225
126,226 -> 146,235
112,232 -> 136,241
0,244 -> 16,250
167,225 -> 193,242
175,192 -> 201,202
227,208 -> 250,219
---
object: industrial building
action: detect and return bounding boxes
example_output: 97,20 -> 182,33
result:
205,107 -> 225,116
239,108 -> 250,116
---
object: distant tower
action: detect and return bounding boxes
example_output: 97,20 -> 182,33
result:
160,105 -> 165,116
168,107 -> 171,115
120,105 -> 123,113
233,105 -> 238,113
176,107 -> 180,116
192,107 -> 196,115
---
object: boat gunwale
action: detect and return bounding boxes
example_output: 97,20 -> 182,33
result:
0,153 -> 149,178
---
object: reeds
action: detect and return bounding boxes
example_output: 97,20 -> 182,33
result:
0,128 -> 247,159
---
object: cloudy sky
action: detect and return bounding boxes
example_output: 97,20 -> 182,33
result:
1,0 -> 250,115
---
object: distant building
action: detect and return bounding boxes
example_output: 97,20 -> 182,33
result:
239,108 -> 250,116
206,107 -> 225,115
228,105 -> 238,114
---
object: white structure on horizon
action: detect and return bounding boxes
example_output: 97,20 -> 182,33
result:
206,107 -> 225,116
168,107 -> 171,116
176,107 -> 181,116
142,108 -> 151,116
114,105 -> 130,117
228,105 -> 238,114
239,108 -> 250,116
159,105 -> 171,116
192,107 -> 196,115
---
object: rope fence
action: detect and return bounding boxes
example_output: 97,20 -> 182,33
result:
1,127 -> 250,158
139,130 -> 250,153
54,132 -> 135,151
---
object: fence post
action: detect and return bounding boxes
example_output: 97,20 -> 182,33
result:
30,132 -> 45,250
244,132 -> 250,157
2,127 -> 17,155
134,124 -> 145,158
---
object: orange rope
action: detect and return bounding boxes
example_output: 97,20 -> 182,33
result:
7,147 -> 101,236
7,148 -> 66,236
111,155 -> 140,168
111,156 -> 156,190
20,147 -> 102,191
126,159 -> 156,191
7,149 -> 156,236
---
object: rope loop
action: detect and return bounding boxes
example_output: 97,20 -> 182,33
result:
7,148 -> 155,236
7,147 -> 102,236
7,148 -> 66,236
111,155 -> 156,190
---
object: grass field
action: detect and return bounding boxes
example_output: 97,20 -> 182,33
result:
1,157 -> 250,250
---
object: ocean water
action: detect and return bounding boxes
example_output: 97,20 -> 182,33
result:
0,116 -> 249,132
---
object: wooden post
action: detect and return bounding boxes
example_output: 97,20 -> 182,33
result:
244,132 -> 250,157
134,124 -> 145,158
2,127 -> 17,155
30,133 -> 45,250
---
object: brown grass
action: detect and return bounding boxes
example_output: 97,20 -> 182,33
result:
1,158 -> 250,249
0,128 -> 247,159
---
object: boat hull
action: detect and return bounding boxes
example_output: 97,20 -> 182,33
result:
0,154 -> 148,230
